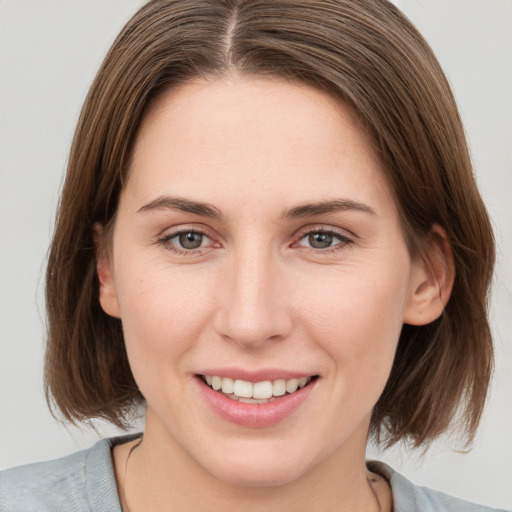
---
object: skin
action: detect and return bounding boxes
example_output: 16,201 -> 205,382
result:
98,75 -> 453,511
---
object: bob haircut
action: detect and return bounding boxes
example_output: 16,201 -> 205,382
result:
45,0 -> 495,448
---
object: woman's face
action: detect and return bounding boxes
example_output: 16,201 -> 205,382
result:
99,76 -> 423,486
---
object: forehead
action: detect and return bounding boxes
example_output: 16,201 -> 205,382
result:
125,75 -> 393,215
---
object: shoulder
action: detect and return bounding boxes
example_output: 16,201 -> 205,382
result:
0,435 -> 138,512
368,461 -> 511,512
0,447 -> 91,512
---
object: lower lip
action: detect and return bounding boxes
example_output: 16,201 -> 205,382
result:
196,377 -> 317,428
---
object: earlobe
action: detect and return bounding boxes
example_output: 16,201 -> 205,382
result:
94,223 -> 121,319
403,225 -> 455,326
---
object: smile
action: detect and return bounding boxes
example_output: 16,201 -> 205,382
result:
196,373 -> 318,427
201,375 -> 314,403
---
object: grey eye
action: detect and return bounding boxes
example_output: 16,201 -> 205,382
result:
308,232 -> 333,249
178,232 -> 204,249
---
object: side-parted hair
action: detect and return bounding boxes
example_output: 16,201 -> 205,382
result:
45,0 -> 495,448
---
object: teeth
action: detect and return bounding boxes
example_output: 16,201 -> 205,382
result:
221,377 -> 234,394
233,379 -> 253,398
212,376 -> 222,391
203,375 -> 313,400
239,397 -> 271,404
285,378 -> 300,393
272,379 -> 286,397
298,377 -> 308,388
253,380 -> 273,399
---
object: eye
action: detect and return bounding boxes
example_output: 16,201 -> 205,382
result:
176,231 -> 206,250
294,228 -> 353,252
158,228 -> 216,253
306,232 -> 335,249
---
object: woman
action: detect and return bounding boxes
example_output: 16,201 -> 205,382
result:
0,1 -> 506,511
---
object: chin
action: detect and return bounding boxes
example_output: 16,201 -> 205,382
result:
196,443 -> 317,488
212,462 -> 306,488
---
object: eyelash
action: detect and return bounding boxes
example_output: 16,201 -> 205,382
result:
157,226 -> 214,256
157,226 -> 354,255
295,227 -> 354,254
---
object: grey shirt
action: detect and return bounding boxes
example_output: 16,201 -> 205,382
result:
0,435 -> 508,511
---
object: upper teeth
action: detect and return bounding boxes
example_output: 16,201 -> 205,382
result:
204,375 -> 311,399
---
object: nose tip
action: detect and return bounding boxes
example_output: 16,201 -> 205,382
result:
213,256 -> 293,349
220,321 -> 288,350
215,292 -> 293,349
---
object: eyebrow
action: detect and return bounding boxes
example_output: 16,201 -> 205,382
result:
281,199 -> 377,219
136,195 -> 376,220
137,196 -> 223,219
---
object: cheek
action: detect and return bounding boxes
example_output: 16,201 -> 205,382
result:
113,259 -> 217,372
297,260 -> 410,383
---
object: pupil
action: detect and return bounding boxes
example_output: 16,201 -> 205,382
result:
179,232 -> 203,249
309,232 -> 332,249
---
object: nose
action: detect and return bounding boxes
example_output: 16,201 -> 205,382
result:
213,247 -> 293,349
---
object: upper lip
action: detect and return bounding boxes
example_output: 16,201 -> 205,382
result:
197,368 -> 317,382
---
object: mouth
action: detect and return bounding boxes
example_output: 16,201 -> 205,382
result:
196,372 -> 319,427
199,374 -> 319,404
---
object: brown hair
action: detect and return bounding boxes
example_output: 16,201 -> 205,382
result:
45,0 -> 495,448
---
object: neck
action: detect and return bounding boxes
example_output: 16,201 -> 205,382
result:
117,413 -> 384,512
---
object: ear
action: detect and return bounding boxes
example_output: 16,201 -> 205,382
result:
93,223 -> 121,318
403,224 -> 455,326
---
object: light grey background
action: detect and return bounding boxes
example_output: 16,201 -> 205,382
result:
1,1 -> 511,508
